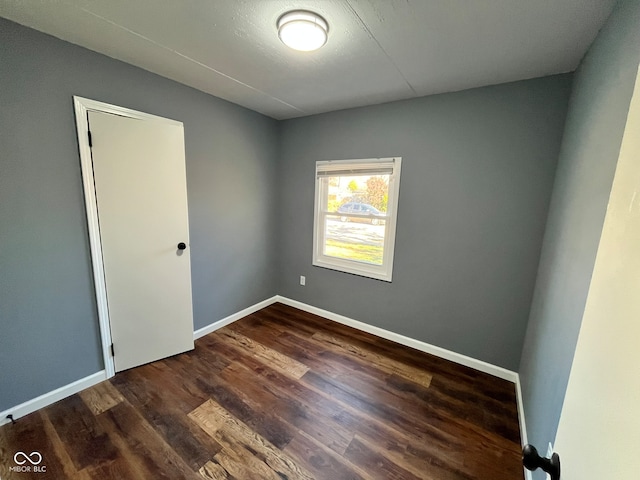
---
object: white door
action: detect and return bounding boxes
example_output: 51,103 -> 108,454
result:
88,109 -> 194,372
553,66 -> 640,478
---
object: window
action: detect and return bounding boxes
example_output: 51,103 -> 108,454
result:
313,157 -> 402,281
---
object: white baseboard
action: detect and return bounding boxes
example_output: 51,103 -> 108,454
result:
193,296 -> 279,340
0,371 -> 106,426
275,296 -> 518,383
194,295 -> 518,382
2,295 -> 524,440
0,298 -> 279,426
193,294 -> 519,382
516,375 -> 532,480
516,376 -> 528,445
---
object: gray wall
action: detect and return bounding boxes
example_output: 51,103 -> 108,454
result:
0,18 -> 279,412
519,0 -> 640,470
5,1 -> 631,426
278,76 -> 572,370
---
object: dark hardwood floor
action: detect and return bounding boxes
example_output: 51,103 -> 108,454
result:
0,303 -> 523,479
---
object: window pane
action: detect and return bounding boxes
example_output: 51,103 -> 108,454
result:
324,174 -> 390,214
323,217 -> 385,265
321,173 -> 390,266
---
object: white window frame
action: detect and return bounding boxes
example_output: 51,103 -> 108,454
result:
312,157 -> 402,282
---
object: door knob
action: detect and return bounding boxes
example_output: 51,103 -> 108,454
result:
522,444 -> 560,480
177,242 -> 187,250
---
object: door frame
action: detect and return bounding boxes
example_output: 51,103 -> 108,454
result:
73,96 -> 185,378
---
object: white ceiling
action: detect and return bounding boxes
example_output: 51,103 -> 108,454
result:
0,0 -> 617,120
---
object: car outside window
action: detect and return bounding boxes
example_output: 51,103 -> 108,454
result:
313,157 -> 402,281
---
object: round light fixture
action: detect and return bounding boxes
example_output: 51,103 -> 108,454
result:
277,10 -> 328,52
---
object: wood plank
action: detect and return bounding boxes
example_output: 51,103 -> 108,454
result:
353,433 -> 474,480
343,436 -> 423,480
250,306 -> 321,338
265,304 -> 482,385
189,398 -> 314,480
216,327 -> 310,379
232,315 -> 443,425
0,303 -> 523,480
305,366 -> 520,464
392,373 -> 520,443
206,327 -> 486,475
218,361 -> 355,455
212,433 -> 283,480
284,429 -> 371,480
44,394 -> 120,471
0,410 -> 71,480
232,317 -> 432,407
311,331 -> 433,387
198,460 -> 233,480
79,379 -> 124,415
194,378 -> 295,450
96,401 -> 202,479
161,356 -> 297,451
111,365 -> 223,471
41,410 -> 93,480
301,369 -> 443,443
208,332 -> 481,480
202,334 -> 348,430
81,457 -> 139,479
331,406 -> 465,469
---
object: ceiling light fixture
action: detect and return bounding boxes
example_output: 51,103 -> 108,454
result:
277,10 -> 328,52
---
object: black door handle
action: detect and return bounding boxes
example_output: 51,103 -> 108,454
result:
177,242 -> 187,250
523,444 -> 560,480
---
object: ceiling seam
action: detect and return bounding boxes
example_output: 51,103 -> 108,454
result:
344,0 -> 417,96
78,7 -> 307,115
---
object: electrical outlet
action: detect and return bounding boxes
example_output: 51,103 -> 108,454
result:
300,275 -> 306,286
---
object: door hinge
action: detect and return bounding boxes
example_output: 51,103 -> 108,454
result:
88,130 -> 93,147
110,343 -> 114,357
